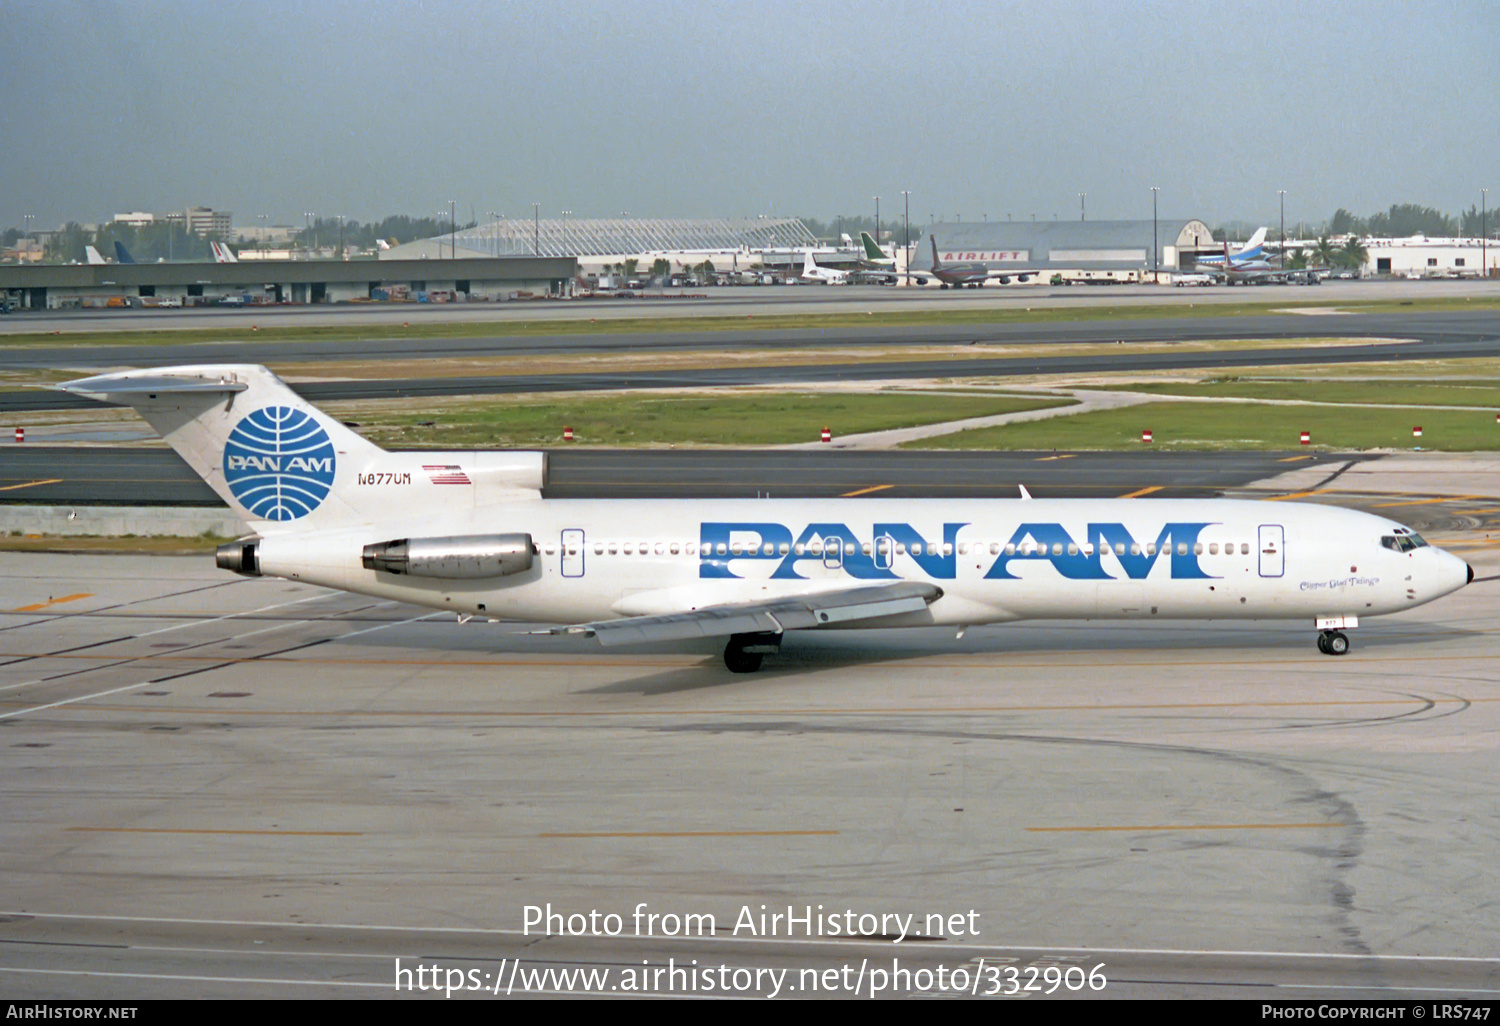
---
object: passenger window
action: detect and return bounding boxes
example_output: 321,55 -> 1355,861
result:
716,543 -> 727,555
779,543 -> 789,555
730,542 -> 742,555
1115,543 -> 1125,556
1241,543 -> 1250,555
1067,544 -> 1078,556
594,544 -> 603,555
1209,542 -> 1218,555
670,543 -> 680,555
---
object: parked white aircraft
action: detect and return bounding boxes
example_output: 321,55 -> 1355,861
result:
210,241 -> 239,263
60,365 -> 1472,672
800,249 -> 850,285
84,245 -> 108,265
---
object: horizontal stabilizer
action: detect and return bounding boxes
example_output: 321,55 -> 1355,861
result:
58,370 -> 249,400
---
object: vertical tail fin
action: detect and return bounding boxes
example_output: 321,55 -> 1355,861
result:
929,234 -> 942,269
113,241 -> 136,264
84,245 -> 107,265
59,365 -> 546,534
859,231 -> 891,262
59,365 -> 379,531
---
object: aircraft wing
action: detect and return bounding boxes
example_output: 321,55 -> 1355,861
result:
540,581 -> 941,646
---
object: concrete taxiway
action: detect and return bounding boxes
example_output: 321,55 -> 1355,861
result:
1,456 -> 1498,999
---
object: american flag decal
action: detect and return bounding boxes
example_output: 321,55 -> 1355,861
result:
423,464 -> 471,485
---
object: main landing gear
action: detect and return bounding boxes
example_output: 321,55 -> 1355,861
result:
724,632 -> 781,673
1317,631 -> 1350,656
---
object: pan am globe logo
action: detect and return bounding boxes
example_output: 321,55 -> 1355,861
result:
223,407 -> 337,521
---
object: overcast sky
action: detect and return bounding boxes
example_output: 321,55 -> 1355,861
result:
2,0 -> 1496,233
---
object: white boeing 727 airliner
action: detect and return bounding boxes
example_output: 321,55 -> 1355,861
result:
62,365 -> 1472,673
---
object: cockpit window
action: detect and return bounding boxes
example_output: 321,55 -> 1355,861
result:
1381,534 -> 1429,553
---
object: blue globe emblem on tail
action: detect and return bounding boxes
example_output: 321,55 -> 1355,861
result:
223,407 -> 337,521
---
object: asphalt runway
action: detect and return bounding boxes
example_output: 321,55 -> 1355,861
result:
2,486 -> 1497,999
0,447 -> 1367,506
3,308 -> 1498,413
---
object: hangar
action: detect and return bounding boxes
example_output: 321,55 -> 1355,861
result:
914,218 -> 1219,283
0,255 -> 577,310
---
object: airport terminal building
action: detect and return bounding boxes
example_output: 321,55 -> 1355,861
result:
0,255 -> 577,310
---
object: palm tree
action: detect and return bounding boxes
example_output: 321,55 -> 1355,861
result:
1338,237 -> 1369,274
1311,236 -> 1339,269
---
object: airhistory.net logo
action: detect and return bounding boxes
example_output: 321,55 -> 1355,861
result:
223,406 -> 337,520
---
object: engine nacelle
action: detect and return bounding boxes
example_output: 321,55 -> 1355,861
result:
362,533 -> 535,579
216,539 -> 262,577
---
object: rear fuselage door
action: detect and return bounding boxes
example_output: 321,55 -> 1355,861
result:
1258,524 -> 1284,578
561,528 -> 585,578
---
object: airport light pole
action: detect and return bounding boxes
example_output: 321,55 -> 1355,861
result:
449,200 -> 456,259
533,203 -> 539,256
562,210 -> 571,255
303,211 -> 314,260
1079,193 -> 1085,222
1483,189 -> 1489,279
901,190 -> 910,275
1151,187 -> 1159,284
873,196 -> 880,249
1277,190 -> 1286,270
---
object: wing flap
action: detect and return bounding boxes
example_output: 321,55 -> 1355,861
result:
546,582 -> 941,647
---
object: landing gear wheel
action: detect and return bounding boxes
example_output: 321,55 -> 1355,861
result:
1318,630 -> 1350,656
723,632 -> 779,673
723,639 -> 763,673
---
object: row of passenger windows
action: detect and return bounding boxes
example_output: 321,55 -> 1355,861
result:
541,540 -> 1258,558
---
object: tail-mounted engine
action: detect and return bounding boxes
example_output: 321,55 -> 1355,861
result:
362,534 -> 536,579
215,539 -> 262,577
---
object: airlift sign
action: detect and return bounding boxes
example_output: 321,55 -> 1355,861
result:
223,406 -> 338,521
700,521 -> 1215,580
